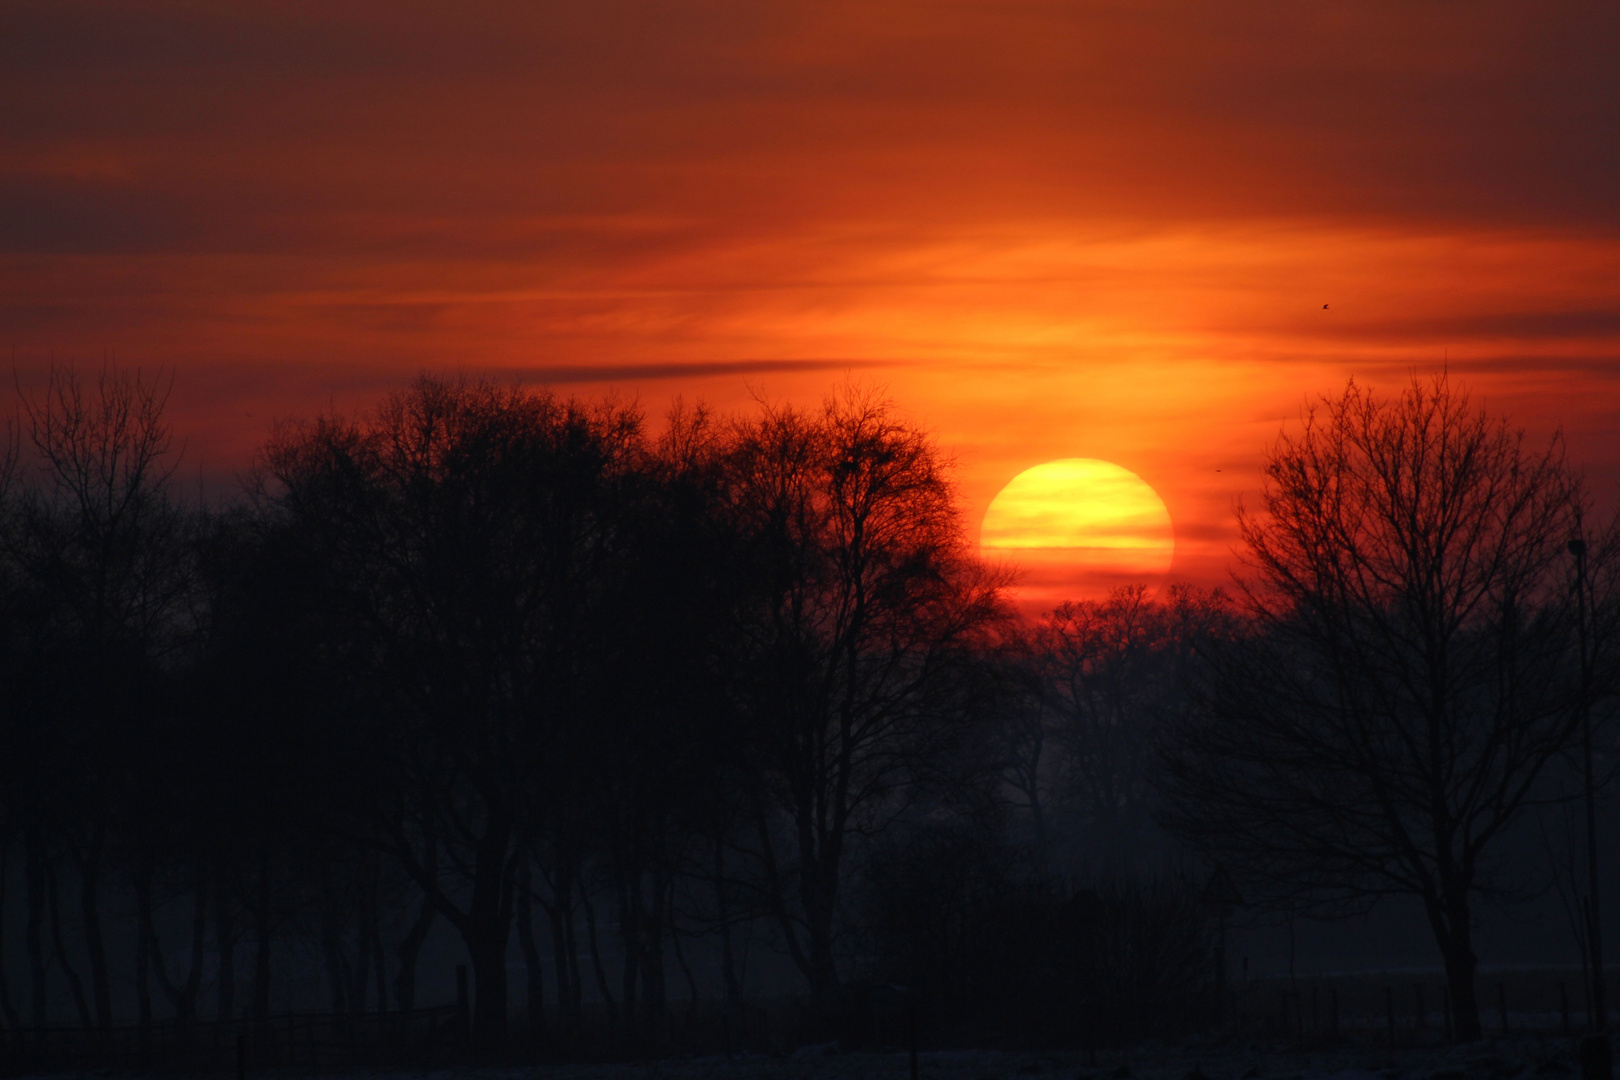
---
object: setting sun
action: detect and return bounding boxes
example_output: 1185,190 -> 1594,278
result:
979,458 -> 1174,612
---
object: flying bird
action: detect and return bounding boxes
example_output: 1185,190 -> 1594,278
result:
1322,303 -> 1329,309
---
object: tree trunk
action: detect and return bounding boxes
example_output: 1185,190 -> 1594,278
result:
583,888 -> 619,1028
1027,779 -> 1050,868
1441,898 -> 1483,1041
798,845 -> 840,1003
135,868 -> 154,1041
373,905 -> 389,1016
137,859 -> 211,1044
322,914 -> 349,1015
515,859 -> 545,1043
169,870 -> 210,1027
394,886 -> 436,1011
386,813 -> 515,1053
77,828 -> 112,1030
544,862 -> 583,1025
540,868 -> 580,1029
564,900 -> 582,1022
26,833 -> 48,1028
215,865 -> 235,1022
0,841 -> 20,1031
1424,878 -> 1483,1042
641,866 -> 669,1038
45,858 -> 93,1027
714,840 -> 743,1009
251,858 -> 272,1021
466,925 -> 510,1055
671,923 -> 701,1006
618,878 -> 641,1038
352,879 -> 374,1013
464,821 -> 515,1054
667,871 -> 697,1023
148,868 -> 210,1028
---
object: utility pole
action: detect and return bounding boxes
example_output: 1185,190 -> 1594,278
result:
1572,536 -> 1605,1031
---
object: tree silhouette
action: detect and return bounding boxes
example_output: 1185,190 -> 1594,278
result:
1157,374 -> 1611,1041
577,406 -> 745,1041
187,506 -> 376,1022
1019,584 -> 1225,876
0,417 -> 22,1033
17,364 -> 1610,1057
262,376 -> 644,1052
1,366 -> 195,1032
721,388 -> 1007,1003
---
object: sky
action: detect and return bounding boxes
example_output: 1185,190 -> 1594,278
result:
4,0 -> 1619,596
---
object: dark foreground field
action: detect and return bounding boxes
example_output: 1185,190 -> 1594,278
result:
5,1034 -> 1596,1080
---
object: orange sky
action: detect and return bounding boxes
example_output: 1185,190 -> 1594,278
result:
4,0 -> 1619,597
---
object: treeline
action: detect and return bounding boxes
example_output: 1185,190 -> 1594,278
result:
0,370 -> 1223,1053
0,369 -> 1614,1053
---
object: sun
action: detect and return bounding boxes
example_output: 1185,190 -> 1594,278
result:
979,458 -> 1174,613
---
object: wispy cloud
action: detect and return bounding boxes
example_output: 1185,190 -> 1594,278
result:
5,0 -> 1619,591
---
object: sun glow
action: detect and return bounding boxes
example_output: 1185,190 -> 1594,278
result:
980,458 -> 1174,613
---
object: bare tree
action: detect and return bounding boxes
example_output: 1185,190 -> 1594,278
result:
2,365 -> 194,1031
1157,374 -> 1610,1041
722,388 -> 1007,1002
263,376 -> 644,1052
0,416 -> 22,1034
